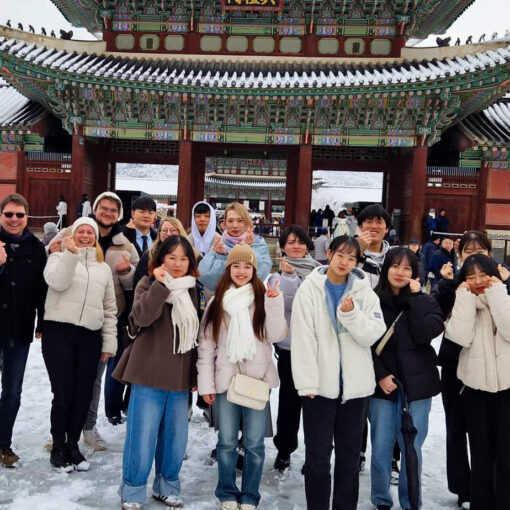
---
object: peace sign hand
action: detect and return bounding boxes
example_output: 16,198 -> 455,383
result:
266,279 -> 280,298
243,229 -> 255,246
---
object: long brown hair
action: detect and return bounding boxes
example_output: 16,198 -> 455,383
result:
204,269 -> 266,343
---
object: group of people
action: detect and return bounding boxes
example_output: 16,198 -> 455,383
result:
0,192 -> 509,510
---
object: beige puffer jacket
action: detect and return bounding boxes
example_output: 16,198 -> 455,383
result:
44,248 -> 118,355
445,283 -> 510,393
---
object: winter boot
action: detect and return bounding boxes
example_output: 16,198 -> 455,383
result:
121,501 -> 142,510
221,502 -> 239,510
240,505 -> 257,510
273,453 -> 290,473
153,494 -> 183,507
66,442 -> 90,471
0,447 -> 19,468
83,427 -> 106,451
50,445 -> 72,473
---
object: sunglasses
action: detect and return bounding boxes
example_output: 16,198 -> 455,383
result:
2,212 -> 26,218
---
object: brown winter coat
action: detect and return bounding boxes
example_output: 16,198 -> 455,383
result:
113,276 -> 199,392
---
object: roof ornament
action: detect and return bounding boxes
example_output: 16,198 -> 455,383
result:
51,30 -> 56,38
436,37 -> 451,47
60,30 -> 73,40
455,37 -> 460,46
479,33 -> 486,42
465,35 -> 472,44
17,23 -> 23,31
29,25 -> 35,34
6,20 -> 11,28
41,27 -> 47,36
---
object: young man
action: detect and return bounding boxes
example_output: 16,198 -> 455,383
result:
313,227 -> 330,265
123,196 -> 158,257
187,201 -> 220,256
436,209 -> 449,233
0,194 -> 47,467
421,234 -> 441,285
429,235 -> 456,290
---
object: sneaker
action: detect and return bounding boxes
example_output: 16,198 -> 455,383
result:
240,505 -> 257,510
153,494 -> 183,508
50,446 -> 73,473
458,501 -> 470,510
121,501 -> 142,510
0,447 -> 20,468
373,506 -> 391,510
390,458 -> 399,485
221,502 -> 239,510
273,454 -> 290,473
83,427 -> 106,451
359,453 -> 366,473
66,443 -> 90,471
108,415 -> 125,426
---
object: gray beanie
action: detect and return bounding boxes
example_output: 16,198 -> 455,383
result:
43,222 -> 58,234
92,191 -> 124,221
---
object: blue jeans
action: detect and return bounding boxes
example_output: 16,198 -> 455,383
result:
119,384 -> 189,504
0,340 -> 30,448
215,392 -> 268,506
105,323 -> 127,419
369,396 -> 432,509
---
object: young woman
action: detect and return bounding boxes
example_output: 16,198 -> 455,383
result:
56,194 -> 68,228
291,235 -> 386,510
370,248 -> 444,510
198,202 -> 272,292
434,231 -> 510,510
198,244 -> 287,510
114,236 -> 201,510
445,253 -> 510,510
43,217 -> 117,472
268,226 -> 320,472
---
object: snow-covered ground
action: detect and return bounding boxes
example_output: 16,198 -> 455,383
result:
0,339 -> 460,509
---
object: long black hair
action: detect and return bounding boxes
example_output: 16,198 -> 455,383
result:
456,253 -> 501,288
375,247 -> 419,297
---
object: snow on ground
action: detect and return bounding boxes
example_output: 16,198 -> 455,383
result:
0,338 -> 460,509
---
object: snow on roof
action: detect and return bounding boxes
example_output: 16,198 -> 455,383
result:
458,99 -> 510,145
0,80 -> 47,129
115,177 -> 178,197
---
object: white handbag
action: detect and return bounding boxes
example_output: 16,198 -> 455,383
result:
227,363 -> 270,411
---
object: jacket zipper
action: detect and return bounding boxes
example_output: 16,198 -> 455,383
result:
78,250 -> 90,324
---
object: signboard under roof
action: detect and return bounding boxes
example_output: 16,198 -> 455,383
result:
221,0 -> 282,11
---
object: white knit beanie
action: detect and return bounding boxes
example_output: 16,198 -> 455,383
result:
71,217 -> 99,239
92,191 -> 124,221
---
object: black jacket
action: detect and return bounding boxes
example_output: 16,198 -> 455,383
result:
429,247 -> 457,281
372,291 -> 443,402
133,250 -> 149,291
0,228 -> 47,343
123,226 -> 158,257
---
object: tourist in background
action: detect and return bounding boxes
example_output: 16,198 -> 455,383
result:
346,207 -> 358,236
445,254 -> 510,510
42,222 -> 58,246
332,210 -> 350,239
370,247 -> 443,510
436,209 -> 449,233
123,196 -> 158,258
291,235 -> 386,510
188,201 -> 220,257
115,236 -> 201,510
198,202 -> 272,292
0,194 -> 47,468
425,208 -> 437,239
56,195 -> 68,229
429,235 -> 457,290
314,208 -> 324,235
323,204 -> 335,230
43,217 -> 117,472
313,227 -> 329,264
408,238 -> 426,286
421,234 -> 441,285
198,245 -> 287,510
77,193 -> 89,217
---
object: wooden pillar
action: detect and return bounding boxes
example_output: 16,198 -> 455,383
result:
294,145 -> 313,229
15,150 -> 26,197
476,162 -> 489,230
284,148 -> 298,226
70,135 -> 85,223
405,145 -> 428,241
264,195 -> 272,221
192,144 -> 206,206
93,144 -> 110,200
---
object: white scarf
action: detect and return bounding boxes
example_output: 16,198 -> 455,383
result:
164,272 -> 199,355
222,284 -> 257,363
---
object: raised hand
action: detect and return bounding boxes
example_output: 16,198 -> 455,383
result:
458,281 -> 470,291
153,264 -> 166,283
213,237 -> 227,255
63,234 -> 78,254
243,228 -> 255,245
116,252 -> 131,273
489,275 -> 503,287
49,240 -> 62,254
357,231 -> 372,253
408,277 -> 421,293
498,264 -> 510,282
340,296 -> 354,312
440,262 -> 454,280
266,279 -> 280,298
0,242 -> 6,266
279,257 -> 295,274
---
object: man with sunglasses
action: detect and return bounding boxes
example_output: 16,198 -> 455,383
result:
0,193 -> 47,468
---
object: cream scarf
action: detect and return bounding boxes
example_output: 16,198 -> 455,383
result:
164,272 -> 199,355
222,284 -> 257,363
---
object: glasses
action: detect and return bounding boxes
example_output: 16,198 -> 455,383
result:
97,206 -> 119,215
161,229 -> 178,235
2,212 -> 26,218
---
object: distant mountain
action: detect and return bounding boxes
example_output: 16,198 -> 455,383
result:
116,163 -> 178,180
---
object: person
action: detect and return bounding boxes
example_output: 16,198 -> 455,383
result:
198,244 -> 287,510
77,194 -> 88,217
369,247 -> 443,510
425,208 -> 437,239
56,195 -> 68,229
188,201 -> 220,256
445,254 -> 510,510
0,194 -> 47,468
123,196 -> 158,258
43,217 -> 117,471
408,239 -> 426,286
313,227 -> 329,264
429,235 -> 456,290
346,208 -> 358,236
198,202 -> 272,292
114,236 -> 202,510
434,231 -> 510,510
323,204 -> 335,229
291,235 -> 386,510
267,226 -> 321,473
436,209 -> 449,233
332,210 -> 349,239
421,234 -> 441,284
42,222 -> 58,246
82,195 -> 92,218
314,208 -> 324,235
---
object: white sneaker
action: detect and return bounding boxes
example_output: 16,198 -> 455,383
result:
83,427 -> 106,451
153,494 -> 183,508
221,502 -> 239,510
240,505 -> 257,510
121,501 -> 142,510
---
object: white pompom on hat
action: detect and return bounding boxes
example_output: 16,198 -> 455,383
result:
71,217 -> 99,239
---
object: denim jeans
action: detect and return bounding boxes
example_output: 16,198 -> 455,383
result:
84,360 -> 107,431
0,340 -> 30,448
105,322 -> 127,419
215,392 -> 268,507
369,395 -> 432,509
119,384 -> 189,505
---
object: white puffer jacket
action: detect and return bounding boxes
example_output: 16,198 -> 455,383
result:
291,267 -> 386,401
44,248 -> 118,355
445,283 -> 510,393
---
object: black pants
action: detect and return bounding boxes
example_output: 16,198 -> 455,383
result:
273,349 -> 301,457
42,321 -> 102,445
441,367 -> 470,502
462,387 -> 510,510
302,395 -> 368,510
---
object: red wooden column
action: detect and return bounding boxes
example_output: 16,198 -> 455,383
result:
70,135 -> 85,223
191,143 -> 206,207
476,162 -> 489,230
406,145 -> 428,240
294,145 -> 313,229
284,148 -> 298,226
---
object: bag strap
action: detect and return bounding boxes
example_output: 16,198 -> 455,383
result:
235,361 -> 270,380
375,311 -> 403,357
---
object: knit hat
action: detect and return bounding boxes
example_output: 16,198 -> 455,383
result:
409,239 -> 420,245
43,222 -> 58,234
71,217 -> 99,239
92,191 -> 124,221
226,244 -> 257,270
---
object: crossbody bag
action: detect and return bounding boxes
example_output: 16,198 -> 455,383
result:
227,362 -> 270,411
375,311 -> 403,357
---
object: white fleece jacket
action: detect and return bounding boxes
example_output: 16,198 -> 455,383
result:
291,267 -> 386,401
44,248 -> 118,355
445,283 -> 510,393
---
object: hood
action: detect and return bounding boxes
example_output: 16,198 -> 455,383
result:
191,201 -> 217,254
92,191 -> 124,221
364,240 -> 391,267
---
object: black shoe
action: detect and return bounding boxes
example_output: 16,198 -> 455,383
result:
390,458 -> 399,485
108,415 -> 124,425
65,443 -> 90,471
274,454 -> 290,473
359,453 -> 366,473
373,506 -> 391,510
50,446 -> 72,473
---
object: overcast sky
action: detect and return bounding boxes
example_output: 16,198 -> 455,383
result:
2,0 -> 509,45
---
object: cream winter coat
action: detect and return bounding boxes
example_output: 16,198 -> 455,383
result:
197,293 -> 287,396
445,283 -> 510,393
44,248 -> 118,355
291,267 -> 386,401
